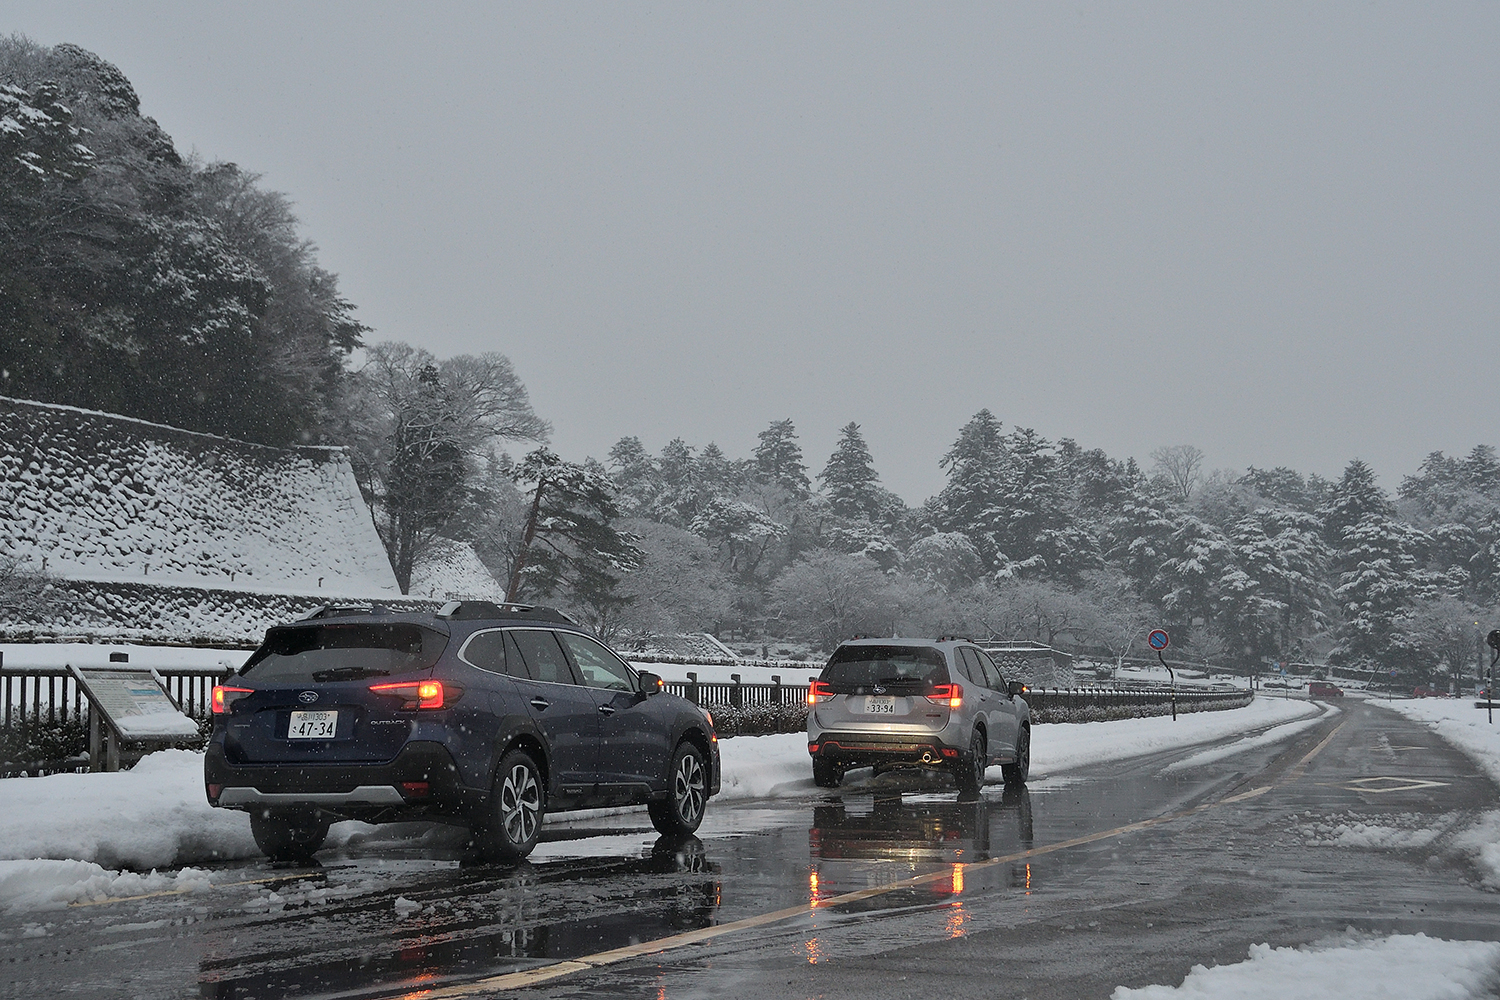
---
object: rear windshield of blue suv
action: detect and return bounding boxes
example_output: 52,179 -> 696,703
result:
241,623 -> 449,682
822,645 -> 949,692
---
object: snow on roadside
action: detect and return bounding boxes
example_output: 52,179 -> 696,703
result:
1161,706 -> 1334,773
1033,696 -> 1321,776
0,750 -> 257,870
0,860 -> 211,914
1376,698 -> 1500,887
1111,932 -> 1500,1000
1377,698 -> 1500,787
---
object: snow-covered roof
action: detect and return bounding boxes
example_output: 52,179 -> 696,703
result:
0,396 -> 399,596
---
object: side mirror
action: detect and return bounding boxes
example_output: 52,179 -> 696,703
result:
1007,681 -> 1027,699
637,670 -> 664,696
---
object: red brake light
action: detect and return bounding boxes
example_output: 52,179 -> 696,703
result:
369,680 -> 447,709
928,683 -> 963,710
808,680 -> 835,706
212,685 -> 253,714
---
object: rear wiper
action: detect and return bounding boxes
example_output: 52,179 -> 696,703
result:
310,666 -> 390,681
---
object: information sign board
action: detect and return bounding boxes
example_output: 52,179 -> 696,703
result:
68,663 -> 200,740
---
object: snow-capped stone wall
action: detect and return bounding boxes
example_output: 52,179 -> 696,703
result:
405,539 -> 506,603
0,396 -> 422,646
0,396 -> 399,596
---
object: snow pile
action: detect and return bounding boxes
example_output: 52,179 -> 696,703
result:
716,733 -> 810,800
0,859 -> 211,913
0,749 -> 258,869
1296,812 -> 1447,850
1452,813 -> 1500,890
1112,932 -> 1500,999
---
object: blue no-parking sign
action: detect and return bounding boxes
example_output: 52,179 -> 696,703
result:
1148,629 -> 1170,651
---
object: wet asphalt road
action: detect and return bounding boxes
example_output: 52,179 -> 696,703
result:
5,696 -> 1500,1000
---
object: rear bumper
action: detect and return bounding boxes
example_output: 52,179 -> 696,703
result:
204,741 -> 473,820
809,731 -> 962,770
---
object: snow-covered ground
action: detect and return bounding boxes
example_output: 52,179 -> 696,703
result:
1112,932 -> 1500,999
0,697 -> 1321,913
1373,696 -> 1500,888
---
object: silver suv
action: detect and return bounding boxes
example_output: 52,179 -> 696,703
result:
806,638 -> 1031,797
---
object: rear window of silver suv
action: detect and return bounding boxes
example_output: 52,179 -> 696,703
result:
822,644 -> 949,692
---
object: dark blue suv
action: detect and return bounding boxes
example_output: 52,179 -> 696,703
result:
204,602 -> 720,862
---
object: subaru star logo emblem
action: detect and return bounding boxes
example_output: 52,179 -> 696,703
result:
298,690 -> 319,704
873,685 -> 886,695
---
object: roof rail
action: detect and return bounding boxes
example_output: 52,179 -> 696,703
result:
436,600 -> 578,624
297,604 -> 392,621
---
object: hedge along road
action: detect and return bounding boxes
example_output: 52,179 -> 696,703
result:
5,698 -> 1500,1000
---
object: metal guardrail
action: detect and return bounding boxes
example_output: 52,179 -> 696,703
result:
661,676 -> 1248,713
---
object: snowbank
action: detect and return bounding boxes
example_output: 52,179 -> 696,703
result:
0,750 -> 257,870
1112,932 -> 1500,999
0,860 -> 211,913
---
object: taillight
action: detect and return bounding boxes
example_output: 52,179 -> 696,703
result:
928,683 -> 963,710
369,680 -> 448,709
212,685 -> 253,714
807,680 -> 835,706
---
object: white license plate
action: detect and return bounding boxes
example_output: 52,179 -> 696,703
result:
862,696 -> 897,715
288,710 -> 338,739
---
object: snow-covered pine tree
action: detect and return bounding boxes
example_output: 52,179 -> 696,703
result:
754,419 -> 812,498
505,449 -> 642,629
934,410 -> 1010,570
819,422 -> 883,519
1319,460 -> 1393,546
1328,513 -> 1435,669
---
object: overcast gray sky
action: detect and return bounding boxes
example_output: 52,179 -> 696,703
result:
5,3 -> 1497,502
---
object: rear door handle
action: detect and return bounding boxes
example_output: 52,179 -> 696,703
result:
530,697 -> 550,710
597,704 -> 616,716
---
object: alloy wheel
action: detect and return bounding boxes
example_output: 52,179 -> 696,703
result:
500,762 -> 541,845
674,751 -> 706,824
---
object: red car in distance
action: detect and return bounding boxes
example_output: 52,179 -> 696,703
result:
1308,681 -> 1344,699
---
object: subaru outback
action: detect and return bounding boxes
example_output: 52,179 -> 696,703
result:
806,638 -> 1030,797
204,601 -> 719,862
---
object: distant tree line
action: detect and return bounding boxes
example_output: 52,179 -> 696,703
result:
4,38 -> 1494,688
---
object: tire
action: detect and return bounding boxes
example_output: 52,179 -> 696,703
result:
956,729 -> 986,800
649,741 -> 709,837
1002,725 -> 1031,787
249,809 -> 329,862
478,748 -> 545,863
812,758 -> 843,788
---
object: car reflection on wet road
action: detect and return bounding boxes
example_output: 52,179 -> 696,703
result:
6,698 -> 1500,1000
198,837 -> 722,999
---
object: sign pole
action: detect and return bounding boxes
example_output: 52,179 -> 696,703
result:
1149,630 -> 1175,721
1486,631 -> 1500,725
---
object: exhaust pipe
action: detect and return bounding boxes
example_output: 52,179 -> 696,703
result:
920,751 -> 935,763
